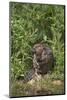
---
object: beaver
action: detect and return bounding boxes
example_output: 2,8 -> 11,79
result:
32,43 -> 54,75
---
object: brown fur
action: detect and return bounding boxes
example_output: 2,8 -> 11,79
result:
32,43 -> 54,75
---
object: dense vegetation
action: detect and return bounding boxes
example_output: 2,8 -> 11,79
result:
10,2 -> 65,96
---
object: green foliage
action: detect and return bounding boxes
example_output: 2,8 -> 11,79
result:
10,2 -> 65,80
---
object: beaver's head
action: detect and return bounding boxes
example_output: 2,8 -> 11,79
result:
32,43 -> 46,62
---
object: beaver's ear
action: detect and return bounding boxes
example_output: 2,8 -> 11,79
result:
42,43 -> 47,49
31,48 -> 36,54
42,44 -> 45,49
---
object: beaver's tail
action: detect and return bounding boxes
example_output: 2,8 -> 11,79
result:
16,68 -> 35,83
